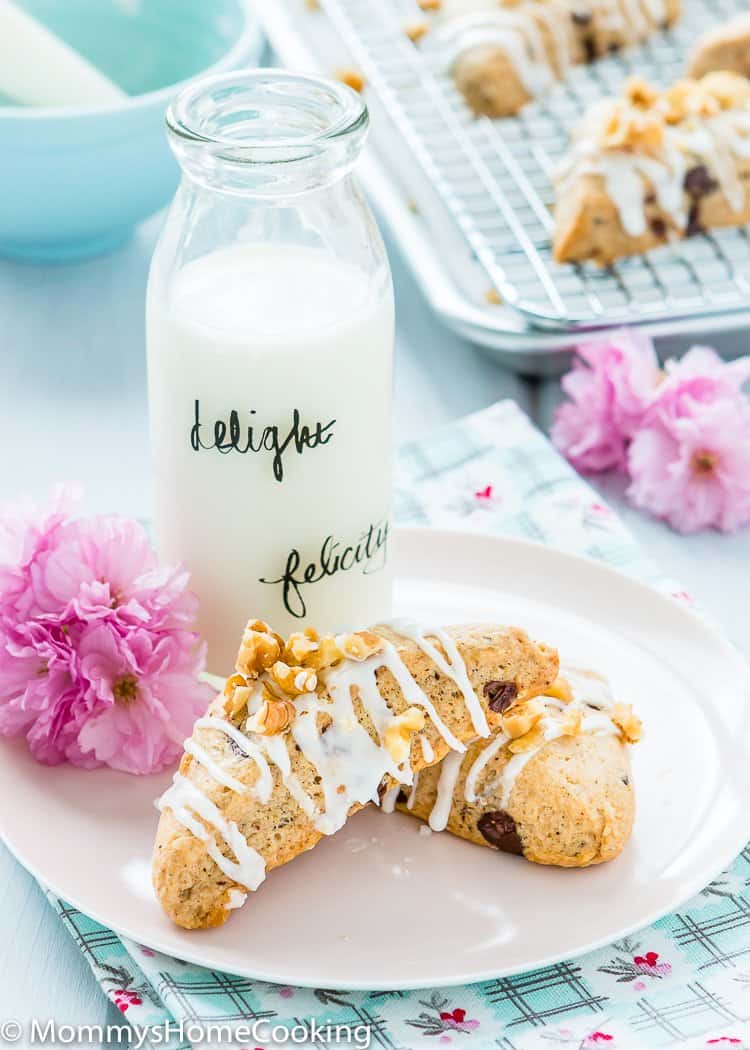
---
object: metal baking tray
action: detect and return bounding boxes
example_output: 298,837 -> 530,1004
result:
253,0 -> 750,371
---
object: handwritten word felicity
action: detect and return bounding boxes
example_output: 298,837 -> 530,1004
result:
260,521 -> 389,618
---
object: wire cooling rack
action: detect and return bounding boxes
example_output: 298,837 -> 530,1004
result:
320,0 -> 750,330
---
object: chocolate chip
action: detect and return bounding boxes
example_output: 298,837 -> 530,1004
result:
397,788 -> 409,804
477,811 -> 524,854
650,217 -> 667,240
621,774 -> 630,786
684,165 -> 717,199
483,680 -> 518,713
583,35 -> 596,61
644,191 -> 656,205
608,41 -> 621,53
686,202 -> 704,237
377,778 -> 388,800
571,10 -> 592,24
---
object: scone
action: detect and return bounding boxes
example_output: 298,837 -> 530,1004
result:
553,72 -> 750,265
153,618 -> 558,929
435,0 -> 680,118
395,667 -> 640,866
689,13 -> 750,80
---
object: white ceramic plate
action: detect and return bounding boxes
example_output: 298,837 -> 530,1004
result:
1,529 -> 749,990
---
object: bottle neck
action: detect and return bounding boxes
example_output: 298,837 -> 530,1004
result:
166,70 -> 369,200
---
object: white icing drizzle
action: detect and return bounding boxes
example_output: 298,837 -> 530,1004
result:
429,751 -> 465,831
260,733 -> 317,818
407,772 -> 421,810
158,622 -> 488,893
420,735 -> 435,764
157,774 -> 266,891
184,739 -> 248,795
464,731 -> 509,803
387,619 -> 489,739
426,664 -> 624,824
381,785 -> 401,814
557,104 -> 750,239
437,0 -> 668,108
191,716 -> 274,802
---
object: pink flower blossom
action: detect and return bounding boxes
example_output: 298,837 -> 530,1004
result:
0,488 -> 212,774
627,397 -> 750,534
552,329 -> 660,473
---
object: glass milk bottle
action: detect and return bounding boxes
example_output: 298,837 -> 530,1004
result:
147,71 -> 394,673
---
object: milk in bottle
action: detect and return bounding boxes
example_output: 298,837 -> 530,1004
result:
146,72 -> 394,672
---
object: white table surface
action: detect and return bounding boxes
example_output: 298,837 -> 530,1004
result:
1,211 -> 749,1043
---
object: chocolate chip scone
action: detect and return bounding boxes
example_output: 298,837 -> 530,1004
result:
553,72 -> 750,265
434,0 -> 680,118
396,667 -> 639,866
153,618 -> 558,929
689,13 -> 750,80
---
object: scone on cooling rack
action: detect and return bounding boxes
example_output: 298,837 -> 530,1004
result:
689,12 -> 750,80
431,0 -> 680,118
553,72 -> 750,266
395,666 -> 640,867
153,619 -> 558,929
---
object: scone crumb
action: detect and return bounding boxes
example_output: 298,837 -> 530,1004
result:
418,0 -> 441,9
611,702 -> 643,743
336,68 -> 366,93
485,288 -> 502,305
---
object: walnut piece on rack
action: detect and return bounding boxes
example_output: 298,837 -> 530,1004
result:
335,68 -> 366,93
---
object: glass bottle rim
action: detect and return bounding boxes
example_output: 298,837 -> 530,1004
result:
166,68 -> 369,162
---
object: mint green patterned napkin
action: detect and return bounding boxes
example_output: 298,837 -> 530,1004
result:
49,401 -> 750,1050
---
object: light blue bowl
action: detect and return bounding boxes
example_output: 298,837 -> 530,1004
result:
0,0 -> 263,262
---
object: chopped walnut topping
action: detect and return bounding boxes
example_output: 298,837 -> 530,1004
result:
223,673 -> 252,717
246,693 -> 297,736
501,699 -> 543,740
235,622 -> 282,678
661,79 -> 720,123
404,19 -> 429,42
384,707 -> 426,764
269,660 -> 318,696
598,101 -> 664,153
624,76 -> 659,110
507,724 -> 546,754
611,702 -> 643,743
336,631 -> 384,661
336,68 -> 365,93
224,681 -> 254,718
306,635 -> 345,672
284,629 -> 320,666
546,676 -> 573,703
